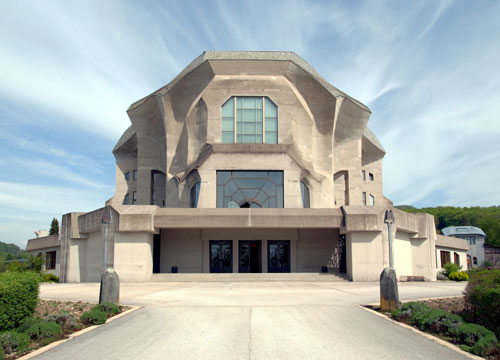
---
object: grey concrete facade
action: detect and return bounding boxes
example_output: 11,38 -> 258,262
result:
27,52 -> 453,282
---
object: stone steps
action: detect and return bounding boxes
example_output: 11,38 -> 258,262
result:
148,272 -> 349,282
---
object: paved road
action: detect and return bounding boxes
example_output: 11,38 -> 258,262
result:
35,281 -> 469,360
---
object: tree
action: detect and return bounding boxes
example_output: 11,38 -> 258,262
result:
49,218 -> 59,235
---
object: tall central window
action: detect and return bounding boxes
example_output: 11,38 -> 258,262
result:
221,96 -> 278,144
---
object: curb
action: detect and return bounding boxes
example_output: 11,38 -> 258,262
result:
18,305 -> 141,359
360,305 -> 483,360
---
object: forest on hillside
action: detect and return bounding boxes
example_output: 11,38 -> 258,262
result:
396,206 -> 500,246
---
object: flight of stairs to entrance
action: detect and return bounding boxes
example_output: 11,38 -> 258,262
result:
149,272 -> 349,282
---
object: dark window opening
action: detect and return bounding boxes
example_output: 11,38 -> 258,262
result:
124,193 -> 130,205
369,173 -> 374,181
473,257 -> 478,265
46,251 -> 56,270
124,172 -> 130,181
133,169 -> 137,180
454,252 -> 460,265
440,251 -> 451,267
190,182 -> 200,208
300,182 -> 310,208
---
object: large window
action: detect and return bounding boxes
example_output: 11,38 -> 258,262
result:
216,171 -> 283,208
300,182 -> 310,208
190,182 -> 200,208
221,96 -> 278,144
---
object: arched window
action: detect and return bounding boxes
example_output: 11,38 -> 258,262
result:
221,96 -> 278,144
300,182 -> 310,208
190,182 -> 200,208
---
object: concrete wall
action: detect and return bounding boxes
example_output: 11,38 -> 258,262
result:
114,232 -> 153,282
393,230 -> 412,278
161,229 -> 203,273
297,228 -> 338,272
347,231 -> 385,281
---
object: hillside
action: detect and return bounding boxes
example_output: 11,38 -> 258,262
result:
396,205 -> 500,246
0,241 -> 28,260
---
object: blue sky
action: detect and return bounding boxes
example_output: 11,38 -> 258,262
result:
1,0 -> 499,247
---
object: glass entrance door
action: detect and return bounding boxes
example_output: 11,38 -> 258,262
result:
268,240 -> 290,273
210,241 -> 233,273
239,241 -> 262,273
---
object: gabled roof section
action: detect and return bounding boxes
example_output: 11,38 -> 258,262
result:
128,51 -> 370,113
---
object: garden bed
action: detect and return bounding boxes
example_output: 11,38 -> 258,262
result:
366,296 -> 499,359
2,300 -> 130,359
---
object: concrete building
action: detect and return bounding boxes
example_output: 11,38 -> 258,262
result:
442,226 -> 486,269
435,234 -> 469,270
26,51 -> 466,282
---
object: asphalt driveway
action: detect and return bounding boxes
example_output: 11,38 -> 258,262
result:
34,281 -> 469,360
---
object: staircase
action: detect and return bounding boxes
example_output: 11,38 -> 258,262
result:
148,272 -> 349,282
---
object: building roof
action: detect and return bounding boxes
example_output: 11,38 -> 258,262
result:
128,51 -> 370,113
435,234 -> 470,251
442,226 -> 486,237
26,234 -> 60,251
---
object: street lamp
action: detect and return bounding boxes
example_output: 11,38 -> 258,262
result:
380,209 -> 399,311
384,209 -> 394,268
99,206 -> 120,305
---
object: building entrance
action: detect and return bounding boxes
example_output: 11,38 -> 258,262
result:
209,241 -> 233,273
268,240 -> 290,272
239,240 -> 261,273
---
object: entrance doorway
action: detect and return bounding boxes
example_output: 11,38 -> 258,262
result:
239,241 -> 261,273
210,241 -> 233,273
268,240 -> 290,273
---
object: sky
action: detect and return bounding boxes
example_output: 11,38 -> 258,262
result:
1,0 -> 499,248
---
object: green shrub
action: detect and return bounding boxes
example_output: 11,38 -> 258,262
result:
92,302 -> 120,316
21,318 -> 62,340
0,346 -> 4,360
80,309 -> 107,325
464,269 -> 500,338
46,311 -> 76,332
0,331 -> 30,354
0,272 -> 40,331
409,307 -> 464,334
443,263 -> 462,277
453,323 -> 499,356
449,271 -> 469,281
42,274 -> 59,283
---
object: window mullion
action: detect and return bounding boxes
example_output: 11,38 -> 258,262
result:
262,97 -> 266,144
234,96 -> 237,143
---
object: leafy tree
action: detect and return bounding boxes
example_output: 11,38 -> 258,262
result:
396,205 -> 500,246
49,218 -> 59,235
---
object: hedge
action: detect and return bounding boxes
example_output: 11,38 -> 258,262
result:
0,272 -> 40,331
463,269 -> 500,338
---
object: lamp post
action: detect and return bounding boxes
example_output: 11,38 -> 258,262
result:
99,207 -> 120,305
380,209 -> 399,311
385,209 -> 395,268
